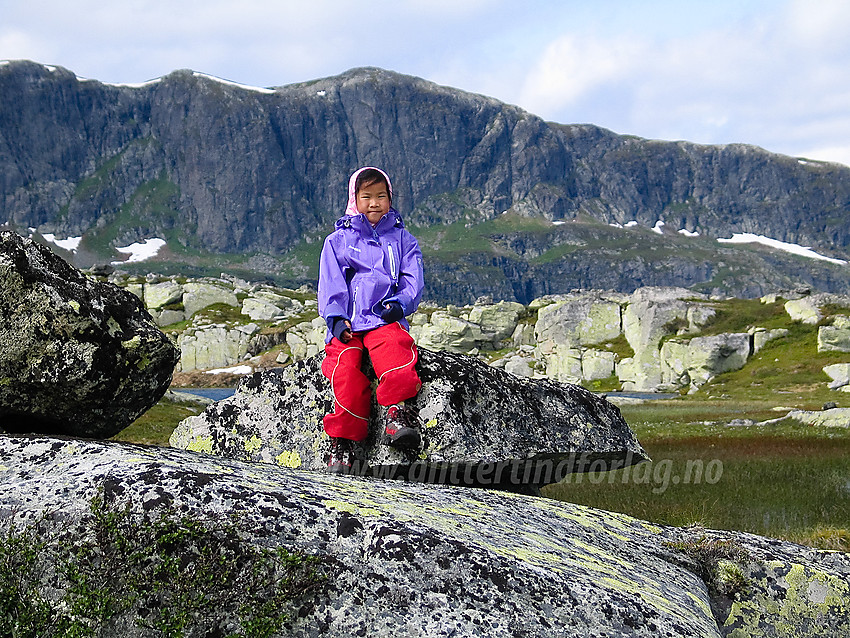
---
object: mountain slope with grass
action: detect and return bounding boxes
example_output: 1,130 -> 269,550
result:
2,60 -> 850,303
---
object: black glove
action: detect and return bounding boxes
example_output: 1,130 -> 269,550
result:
380,301 -> 404,324
330,317 -> 352,343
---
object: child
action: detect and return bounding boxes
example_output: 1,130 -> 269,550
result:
318,167 -> 425,474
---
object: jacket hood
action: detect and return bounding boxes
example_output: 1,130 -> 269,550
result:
335,208 -> 403,231
345,167 -> 394,216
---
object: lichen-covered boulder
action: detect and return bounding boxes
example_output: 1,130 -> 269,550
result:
409,310 -> 482,352
535,295 -> 622,349
661,333 -> 751,390
467,300 -> 525,342
170,348 -> 647,489
818,316 -> 850,353
0,232 -> 179,437
785,407 -> 850,427
142,280 -> 184,310
784,298 -> 822,325
176,322 -> 260,371
181,281 -> 239,318
751,327 -> 789,353
2,436 -> 848,638
824,363 -> 850,391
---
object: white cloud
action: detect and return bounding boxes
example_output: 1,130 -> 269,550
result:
785,0 -> 850,49
0,28 -> 53,63
510,2 -> 850,164
519,33 -> 643,116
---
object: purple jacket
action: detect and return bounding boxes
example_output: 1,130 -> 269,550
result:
318,209 -> 424,340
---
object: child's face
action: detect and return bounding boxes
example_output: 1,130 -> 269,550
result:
356,180 -> 391,225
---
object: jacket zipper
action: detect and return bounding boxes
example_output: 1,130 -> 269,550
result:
388,243 -> 397,281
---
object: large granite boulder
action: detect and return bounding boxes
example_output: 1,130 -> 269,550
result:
181,281 -> 239,318
409,309 -> 483,352
1,435 -> 848,638
170,349 -> 647,490
824,363 -> 850,391
818,316 -> 850,353
784,298 -> 822,325
783,407 -> 850,427
661,333 -> 752,391
176,322 -> 261,371
467,300 -> 525,342
534,294 -> 623,384
0,232 -> 179,437
535,294 -> 622,350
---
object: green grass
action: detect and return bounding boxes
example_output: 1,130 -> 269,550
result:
0,492 -> 325,637
112,399 -> 204,446
699,324 -> 849,405
543,400 -> 850,550
696,297 -> 791,335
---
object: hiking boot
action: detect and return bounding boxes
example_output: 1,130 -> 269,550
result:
326,437 -> 355,474
384,405 -> 421,450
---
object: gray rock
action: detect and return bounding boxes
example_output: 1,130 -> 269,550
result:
617,299 -> 691,391
661,333 -> 751,389
177,323 -> 260,371
784,298 -> 822,325
629,286 -> 706,304
410,310 -> 482,352
170,349 -> 647,489
503,354 -> 534,378
750,327 -> 789,353
240,297 -> 285,320
511,322 -> 536,347
2,435 -> 848,638
824,363 -> 850,390
534,294 -> 622,384
181,281 -> 239,318
581,349 -> 617,381
785,408 -> 850,427
467,300 -> 524,342
285,317 -> 326,360
0,231 -> 179,437
535,294 -> 622,350
153,308 -> 185,327
818,317 -> 850,353
143,280 -> 183,310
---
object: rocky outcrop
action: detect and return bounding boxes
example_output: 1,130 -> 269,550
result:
824,364 -> 850,392
778,407 -> 850,427
1,435 -> 848,637
534,292 -> 625,383
818,316 -> 850,353
661,334 -> 751,392
177,322 -> 262,371
170,349 -> 647,490
784,298 -> 823,325
4,61 -> 850,302
0,232 -> 178,437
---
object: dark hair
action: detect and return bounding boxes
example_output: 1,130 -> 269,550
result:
355,169 -> 391,201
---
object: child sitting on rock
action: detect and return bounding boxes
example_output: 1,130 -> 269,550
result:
318,167 -> 425,473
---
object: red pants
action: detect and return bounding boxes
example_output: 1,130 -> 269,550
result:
321,322 -> 421,441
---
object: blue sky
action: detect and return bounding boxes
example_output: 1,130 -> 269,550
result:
3,0 -> 850,165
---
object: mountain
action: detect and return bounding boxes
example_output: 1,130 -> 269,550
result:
1,59 -> 849,303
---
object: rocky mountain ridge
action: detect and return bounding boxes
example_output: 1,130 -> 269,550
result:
2,60 -> 850,302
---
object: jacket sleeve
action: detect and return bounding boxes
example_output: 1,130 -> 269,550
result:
384,229 -> 424,316
318,234 -> 351,323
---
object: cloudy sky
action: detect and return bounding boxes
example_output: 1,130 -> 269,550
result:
3,0 -> 850,166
